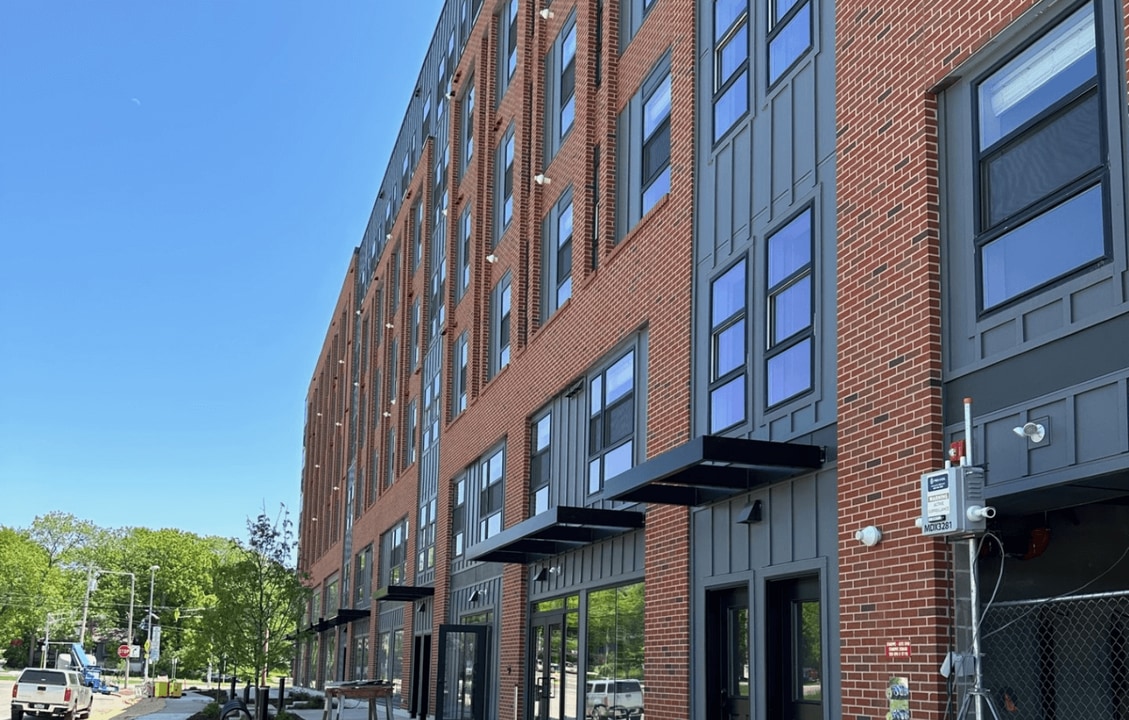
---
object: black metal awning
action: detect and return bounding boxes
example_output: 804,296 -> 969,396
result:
328,608 -> 371,626
373,585 -> 436,602
604,435 -> 824,506
465,505 -> 645,564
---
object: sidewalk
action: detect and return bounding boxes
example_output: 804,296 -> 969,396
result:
122,689 -> 420,720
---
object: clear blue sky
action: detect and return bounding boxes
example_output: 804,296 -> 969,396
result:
0,1 -> 444,541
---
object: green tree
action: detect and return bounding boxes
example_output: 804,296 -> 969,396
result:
202,506 -> 309,685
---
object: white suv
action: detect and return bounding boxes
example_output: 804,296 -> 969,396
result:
584,679 -> 643,719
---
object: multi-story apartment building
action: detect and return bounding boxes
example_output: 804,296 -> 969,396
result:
298,0 -> 1129,718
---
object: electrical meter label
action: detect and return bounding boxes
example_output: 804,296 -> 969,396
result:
926,474 -> 949,521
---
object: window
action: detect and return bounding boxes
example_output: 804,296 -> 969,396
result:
457,207 -> 472,301
620,0 -> 657,50
404,398 -> 417,468
545,12 -> 578,160
489,273 -> 512,379
422,94 -> 432,142
412,202 -> 423,271
380,519 -> 409,587
497,0 -> 519,102
410,297 -> 421,368
390,248 -> 401,312
423,358 -> 441,452
975,2 -> 1106,310
588,349 -> 636,493
452,477 -> 467,557
530,412 -> 552,515
430,205 -> 448,340
461,80 -> 475,179
766,208 -> 813,407
767,0 -> 812,84
385,426 -> 396,488
353,544 -> 373,607
543,188 -> 574,320
710,258 -> 747,431
641,69 -> 672,214
417,496 -> 437,572
714,0 -> 749,141
497,125 -> 516,241
617,54 -> 673,240
453,331 -> 469,416
479,446 -> 505,541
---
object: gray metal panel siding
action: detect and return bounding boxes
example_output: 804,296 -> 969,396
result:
945,371 -> 1129,502
690,468 -> 840,720
528,530 -> 646,601
939,0 -> 1129,434
692,0 -> 837,444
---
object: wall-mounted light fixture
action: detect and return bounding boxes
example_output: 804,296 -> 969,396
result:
1012,421 -> 1047,444
539,8 -> 555,19
355,309 -> 362,315
386,233 -> 393,241
736,499 -> 763,524
385,323 -> 395,330
311,517 -> 318,522
335,422 -> 343,427
447,89 -> 456,99
418,603 -> 427,614
469,589 -> 483,603
442,208 -> 449,216
314,464 -> 320,468
338,359 -> 346,364
533,566 -> 560,583
854,525 -> 883,547
332,485 -> 339,491
383,411 -> 392,418
486,253 -> 499,264
534,173 -> 552,186
353,381 -> 360,387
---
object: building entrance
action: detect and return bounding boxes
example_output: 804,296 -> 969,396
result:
530,599 -> 579,720
705,586 -> 750,720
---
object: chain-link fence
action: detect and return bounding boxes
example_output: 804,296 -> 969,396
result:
976,589 -> 1129,718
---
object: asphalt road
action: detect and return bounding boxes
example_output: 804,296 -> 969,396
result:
0,681 -> 167,720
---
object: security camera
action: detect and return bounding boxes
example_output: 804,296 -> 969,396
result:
1012,421 -> 1046,443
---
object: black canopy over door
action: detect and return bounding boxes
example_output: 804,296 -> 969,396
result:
435,624 -> 490,720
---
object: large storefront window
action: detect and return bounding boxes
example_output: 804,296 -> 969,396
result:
586,583 -> 644,717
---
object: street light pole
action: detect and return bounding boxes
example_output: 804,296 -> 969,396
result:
89,569 -> 136,690
79,566 -> 95,646
144,565 -> 159,681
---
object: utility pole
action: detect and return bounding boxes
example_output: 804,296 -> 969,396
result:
144,565 -> 159,681
79,566 -> 95,646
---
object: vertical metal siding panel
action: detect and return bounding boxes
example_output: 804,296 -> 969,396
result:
791,474 -> 817,560
733,125 -> 753,243
712,503 -> 733,575
769,483 -> 795,564
1076,382 -> 1125,463
793,65 -> 817,191
771,82 -> 795,209
752,114 -> 772,224
728,499 -> 751,573
715,145 -> 734,254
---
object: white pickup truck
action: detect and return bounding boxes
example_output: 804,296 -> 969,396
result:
10,668 -> 93,720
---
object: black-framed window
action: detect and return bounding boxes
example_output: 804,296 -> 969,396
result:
766,208 -> 813,407
402,149 -> 411,196
497,0 -> 519,103
422,94 -> 432,143
479,446 -> 505,541
767,0 -> 812,85
543,187 -> 574,320
416,496 -> 437,572
457,207 -> 472,301
616,53 -> 671,241
410,297 -> 421,368
461,79 -> 476,180
388,338 -> 399,404
379,518 -> 409,587
641,68 -> 672,215
530,412 -> 552,515
404,398 -> 417,468
621,0 -> 658,51
489,272 -> 512,379
353,544 -> 373,608
588,348 -> 636,494
545,11 -> 578,161
453,331 -> 469,417
384,426 -> 396,489
423,356 -> 441,453
452,477 -> 467,557
714,0 -> 749,142
390,248 -> 401,312
974,1 -> 1106,310
430,203 -> 448,341
709,257 -> 747,432
412,201 -> 423,271
498,125 -> 516,241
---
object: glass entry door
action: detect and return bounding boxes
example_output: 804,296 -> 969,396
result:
436,624 -> 489,720
706,586 -> 750,720
530,605 -> 579,720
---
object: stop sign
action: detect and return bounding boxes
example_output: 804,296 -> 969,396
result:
117,644 -> 131,659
